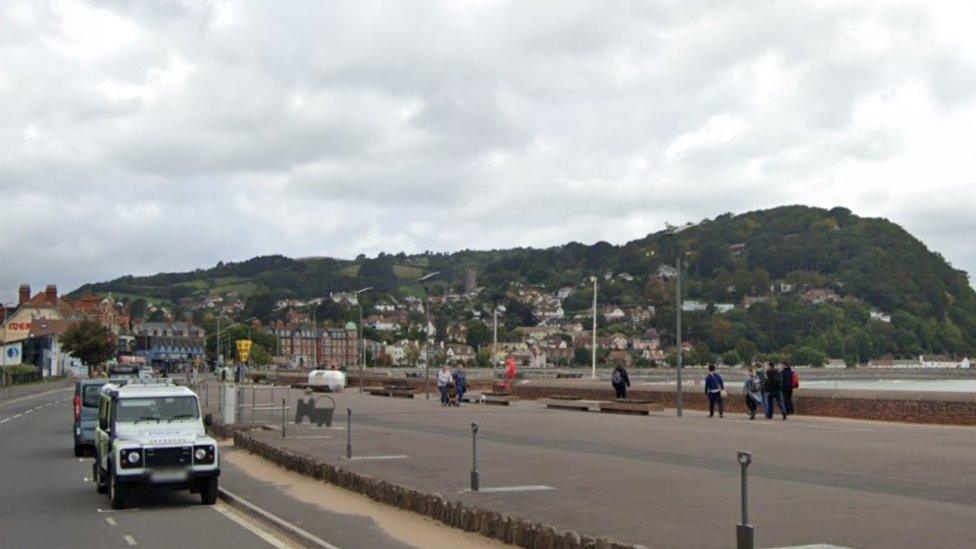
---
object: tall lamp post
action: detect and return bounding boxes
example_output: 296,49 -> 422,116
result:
590,276 -> 598,379
666,222 -> 697,417
419,271 -> 440,400
355,287 -> 373,393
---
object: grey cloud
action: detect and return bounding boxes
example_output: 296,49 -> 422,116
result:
2,0 -> 976,302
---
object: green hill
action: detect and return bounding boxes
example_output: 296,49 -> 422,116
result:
72,205 -> 976,362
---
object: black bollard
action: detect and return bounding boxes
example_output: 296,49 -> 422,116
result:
346,408 -> 352,459
470,422 -> 480,491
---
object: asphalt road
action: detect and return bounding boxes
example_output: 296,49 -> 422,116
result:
0,387 -> 276,549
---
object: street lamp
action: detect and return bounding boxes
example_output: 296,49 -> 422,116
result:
355,287 -> 373,393
419,271 -> 440,400
666,222 -> 697,417
590,276 -> 598,380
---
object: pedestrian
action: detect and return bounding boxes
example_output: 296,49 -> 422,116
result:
504,357 -> 517,392
781,362 -> 797,415
454,364 -> 468,405
611,363 -> 631,399
437,365 -> 453,406
763,362 -> 788,420
704,364 -> 725,418
743,366 -> 763,420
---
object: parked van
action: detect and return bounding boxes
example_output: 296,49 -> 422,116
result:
73,379 -> 107,456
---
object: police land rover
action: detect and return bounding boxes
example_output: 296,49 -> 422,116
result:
92,380 -> 219,509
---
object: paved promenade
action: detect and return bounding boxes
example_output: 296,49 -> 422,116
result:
204,383 -> 976,548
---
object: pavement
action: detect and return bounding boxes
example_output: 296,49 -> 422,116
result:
204,381 -> 976,548
0,381 -> 423,549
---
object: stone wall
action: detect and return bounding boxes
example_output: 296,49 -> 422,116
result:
234,431 -> 645,549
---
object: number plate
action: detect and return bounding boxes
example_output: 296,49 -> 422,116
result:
150,469 -> 188,483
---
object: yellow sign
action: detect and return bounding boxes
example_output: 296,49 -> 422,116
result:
236,339 -> 253,363
0,308 -> 62,343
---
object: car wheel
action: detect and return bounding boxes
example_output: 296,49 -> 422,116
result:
74,443 -> 84,457
109,468 -> 127,510
199,478 -> 218,505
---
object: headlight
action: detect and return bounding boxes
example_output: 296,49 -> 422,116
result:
194,445 -> 215,464
127,451 -> 141,464
120,448 -> 142,468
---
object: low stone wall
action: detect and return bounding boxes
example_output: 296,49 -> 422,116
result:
511,381 -> 976,426
234,431 -> 644,549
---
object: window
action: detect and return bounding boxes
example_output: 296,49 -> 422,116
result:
115,396 -> 200,423
82,385 -> 103,408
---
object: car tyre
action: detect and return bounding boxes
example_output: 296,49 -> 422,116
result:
199,478 -> 218,505
74,443 -> 84,457
109,468 -> 128,510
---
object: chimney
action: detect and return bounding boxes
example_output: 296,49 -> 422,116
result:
45,284 -> 58,305
18,284 -> 30,306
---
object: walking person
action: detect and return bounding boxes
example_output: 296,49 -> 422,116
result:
743,366 -> 763,420
611,363 -> 631,399
454,364 -> 468,405
437,365 -> 453,406
763,362 -> 788,420
704,364 -> 725,418
781,362 -> 797,415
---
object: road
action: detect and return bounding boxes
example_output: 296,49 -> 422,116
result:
0,387 -> 283,548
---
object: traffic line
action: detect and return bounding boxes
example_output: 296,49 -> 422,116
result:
0,418 -> 9,424
105,517 -> 117,526
12,413 -> 21,418
123,534 -> 137,545
347,454 -> 408,461
462,485 -> 556,493
97,508 -> 140,513
213,503 -> 296,549
217,487 -> 339,549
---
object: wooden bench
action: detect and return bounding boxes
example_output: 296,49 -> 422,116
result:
598,400 -> 665,415
364,387 -> 416,398
556,373 -> 584,379
483,393 -> 513,406
543,398 -> 600,411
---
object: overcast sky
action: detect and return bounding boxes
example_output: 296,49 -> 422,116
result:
2,1 -> 976,302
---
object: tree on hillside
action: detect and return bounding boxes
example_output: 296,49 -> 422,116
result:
61,320 -> 115,376
465,321 -> 492,350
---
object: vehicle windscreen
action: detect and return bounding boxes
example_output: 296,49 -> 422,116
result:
82,384 -> 104,407
116,396 -> 199,423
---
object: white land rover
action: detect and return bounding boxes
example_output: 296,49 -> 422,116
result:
92,380 -> 219,509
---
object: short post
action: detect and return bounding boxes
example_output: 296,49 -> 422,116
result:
736,451 -> 754,549
281,398 -> 287,439
346,408 -> 352,459
470,422 -> 480,491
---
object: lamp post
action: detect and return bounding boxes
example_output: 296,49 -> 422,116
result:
736,451 -> 754,549
355,287 -> 373,393
419,271 -> 440,400
666,222 -> 697,417
590,276 -> 598,379
492,308 -> 499,389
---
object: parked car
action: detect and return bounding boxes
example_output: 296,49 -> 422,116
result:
73,379 -> 108,456
93,379 -> 219,509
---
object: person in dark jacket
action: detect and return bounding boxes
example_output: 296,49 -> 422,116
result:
781,362 -> 796,415
763,363 -> 788,420
704,364 -> 725,418
454,365 -> 468,405
611,364 -> 631,399
743,366 -> 763,420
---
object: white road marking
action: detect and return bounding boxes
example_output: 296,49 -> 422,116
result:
84,477 -> 90,482
97,508 -> 140,513
13,414 -> 22,418
0,418 -> 9,424
123,534 -> 137,545
78,458 -> 85,463
212,503 -> 296,549
105,517 -> 117,526
24,410 -> 32,414
463,485 -> 556,493
347,455 -> 408,461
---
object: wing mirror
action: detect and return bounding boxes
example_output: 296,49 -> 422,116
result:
203,413 -> 213,428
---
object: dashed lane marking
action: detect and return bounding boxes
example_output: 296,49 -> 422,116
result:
12,414 -> 21,419
123,534 -> 137,546
105,517 -> 117,526
97,508 -> 140,514
0,418 -> 8,424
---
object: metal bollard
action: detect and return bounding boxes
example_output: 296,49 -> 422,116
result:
281,398 -> 287,439
736,451 -> 754,549
346,408 -> 352,459
470,422 -> 480,491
